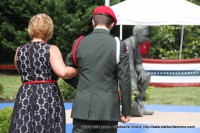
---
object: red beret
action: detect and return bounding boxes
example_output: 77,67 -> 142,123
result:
93,6 -> 117,26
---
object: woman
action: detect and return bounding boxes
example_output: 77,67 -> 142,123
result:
9,13 -> 78,133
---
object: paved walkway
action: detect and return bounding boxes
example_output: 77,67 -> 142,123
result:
1,103 -> 200,133
66,110 -> 200,127
65,104 -> 200,133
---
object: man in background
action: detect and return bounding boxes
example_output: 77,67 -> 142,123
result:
140,39 -> 151,58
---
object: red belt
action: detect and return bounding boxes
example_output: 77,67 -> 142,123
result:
23,80 -> 57,84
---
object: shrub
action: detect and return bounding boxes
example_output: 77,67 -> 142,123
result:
0,83 -> 4,99
131,86 -> 155,101
0,107 -> 13,133
58,80 -> 76,102
144,86 -> 155,101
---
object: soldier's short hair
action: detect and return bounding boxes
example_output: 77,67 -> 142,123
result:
28,13 -> 54,41
93,14 -> 114,27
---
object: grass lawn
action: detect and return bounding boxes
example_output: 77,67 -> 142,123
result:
0,74 -> 200,106
0,74 -> 21,100
146,87 -> 200,106
0,74 -> 64,100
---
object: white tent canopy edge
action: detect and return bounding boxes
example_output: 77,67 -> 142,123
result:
110,0 -> 200,59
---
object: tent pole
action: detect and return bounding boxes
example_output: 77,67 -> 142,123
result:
120,24 -> 123,40
179,25 -> 185,60
105,0 -> 110,6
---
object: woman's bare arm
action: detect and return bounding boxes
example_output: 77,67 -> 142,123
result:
50,45 -> 78,79
14,47 -> 20,73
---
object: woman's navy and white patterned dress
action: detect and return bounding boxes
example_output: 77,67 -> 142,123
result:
9,42 -> 65,133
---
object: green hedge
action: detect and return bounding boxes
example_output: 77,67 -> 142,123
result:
58,80 -> 76,102
0,107 -> 13,133
0,83 -> 4,99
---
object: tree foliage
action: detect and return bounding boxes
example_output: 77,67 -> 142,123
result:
148,0 -> 200,59
149,25 -> 200,59
0,0 -> 200,63
0,0 -> 103,63
0,0 -> 39,63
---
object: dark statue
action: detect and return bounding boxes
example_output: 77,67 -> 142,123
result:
123,25 -> 153,117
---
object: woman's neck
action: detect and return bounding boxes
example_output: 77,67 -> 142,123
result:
32,38 -> 45,43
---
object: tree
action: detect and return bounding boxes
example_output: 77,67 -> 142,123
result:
0,0 -> 42,63
1,0 -> 200,63
0,0 -> 104,63
149,0 -> 200,59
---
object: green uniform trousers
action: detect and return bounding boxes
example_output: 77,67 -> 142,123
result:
72,118 -> 118,133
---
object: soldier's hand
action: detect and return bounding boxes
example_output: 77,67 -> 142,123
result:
120,115 -> 131,123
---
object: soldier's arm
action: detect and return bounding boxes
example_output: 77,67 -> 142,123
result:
65,50 -> 77,68
117,41 -> 131,117
65,39 -> 78,68
62,40 -> 79,88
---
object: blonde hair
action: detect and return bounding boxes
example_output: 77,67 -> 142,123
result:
28,13 -> 54,41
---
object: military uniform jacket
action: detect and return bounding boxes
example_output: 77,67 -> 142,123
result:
67,28 -> 131,121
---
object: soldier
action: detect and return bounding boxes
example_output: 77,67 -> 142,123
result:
65,6 -> 131,133
123,25 -> 154,117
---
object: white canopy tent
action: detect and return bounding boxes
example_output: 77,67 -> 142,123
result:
111,0 -> 200,25
110,0 -> 200,59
